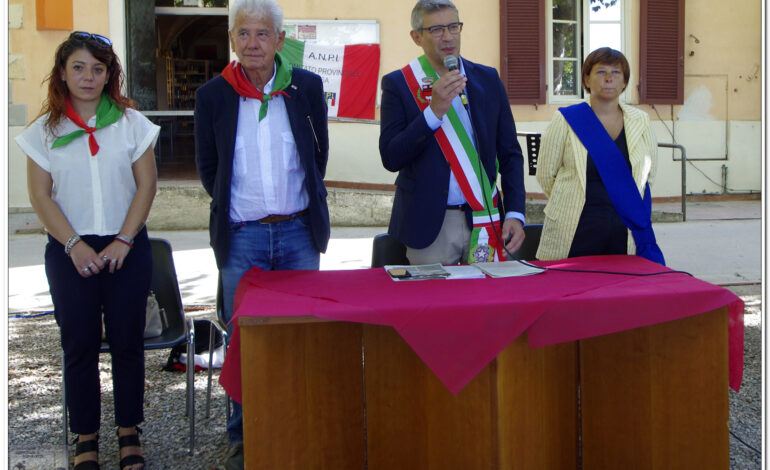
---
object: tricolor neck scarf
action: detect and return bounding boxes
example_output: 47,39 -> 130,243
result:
51,94 -> 123,156
221,54 -> 292,121
400,55 -> 505,264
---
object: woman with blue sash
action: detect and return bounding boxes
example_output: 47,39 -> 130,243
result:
535,48 -> 665,265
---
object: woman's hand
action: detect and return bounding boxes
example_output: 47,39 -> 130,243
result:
98,240 -> 132,273
69,241 -> 107,278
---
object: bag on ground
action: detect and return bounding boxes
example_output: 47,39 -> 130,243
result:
162,319 -> 224,372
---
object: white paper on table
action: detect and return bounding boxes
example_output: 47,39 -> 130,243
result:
473,261 -> 546,278
442,265 -> 487,280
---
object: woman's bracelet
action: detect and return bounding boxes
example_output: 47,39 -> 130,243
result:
115,234 -> 134,248
64,234 -> 81,257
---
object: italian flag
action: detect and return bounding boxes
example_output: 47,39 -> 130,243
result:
280,37 -> 380,119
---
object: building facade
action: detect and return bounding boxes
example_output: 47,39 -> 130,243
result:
9,0 -> 762,215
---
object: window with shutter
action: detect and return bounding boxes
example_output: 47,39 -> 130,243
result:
501,0 -> 626,105
500,0 -> 546,104
639,0 -> 684,104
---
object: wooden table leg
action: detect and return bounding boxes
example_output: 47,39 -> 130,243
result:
364,326 -> 578,470
580,307 -> 730,470
497,336 -> 578,469
240,321 -> 365,470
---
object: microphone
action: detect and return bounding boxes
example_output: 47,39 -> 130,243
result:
443,55 -> 468,108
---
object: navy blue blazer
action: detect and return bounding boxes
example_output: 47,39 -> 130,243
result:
379,57 -> 526,249
194,68 -> 330,268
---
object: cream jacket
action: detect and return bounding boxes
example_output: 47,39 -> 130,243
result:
535,102 -> 658,260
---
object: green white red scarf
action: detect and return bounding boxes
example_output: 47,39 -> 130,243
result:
400,56 -> 505,263
51,94 -> 123,156
221,54 -> 291,121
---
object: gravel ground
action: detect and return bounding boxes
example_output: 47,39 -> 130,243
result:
728,286 -> 763,469
9,310 -> 229,470
8,287 -> 762,469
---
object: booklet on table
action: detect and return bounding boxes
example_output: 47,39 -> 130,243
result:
385,261 -> 544,281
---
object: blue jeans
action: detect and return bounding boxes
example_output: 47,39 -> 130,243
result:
221,214 -> 320,444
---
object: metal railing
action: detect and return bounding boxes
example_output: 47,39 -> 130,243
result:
657,143 -> 687,222
518,132 -> 688,222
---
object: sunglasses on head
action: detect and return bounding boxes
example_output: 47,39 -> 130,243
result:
69,31 -> 112,48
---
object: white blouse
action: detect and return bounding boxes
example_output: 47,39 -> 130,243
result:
15,108 -> 160,236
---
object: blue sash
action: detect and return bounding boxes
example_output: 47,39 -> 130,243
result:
559,102 -> 665,265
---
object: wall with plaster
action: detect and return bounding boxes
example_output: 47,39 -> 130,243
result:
8,0 -> 761,209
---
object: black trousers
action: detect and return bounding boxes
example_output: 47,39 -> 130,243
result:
45,228 -> 151,434
568,211 -> 629,258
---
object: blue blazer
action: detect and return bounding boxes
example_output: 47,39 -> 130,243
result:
194,69 -> 330,268
379,57 -> 526,249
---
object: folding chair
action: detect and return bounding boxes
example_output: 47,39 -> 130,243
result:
205,273 -> 230,419
371,233 -> 409,268
61,238 -> 197,455
517,132 -> 542,175
508,224 -> 543,261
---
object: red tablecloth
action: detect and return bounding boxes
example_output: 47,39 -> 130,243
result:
220,255 -> 744,403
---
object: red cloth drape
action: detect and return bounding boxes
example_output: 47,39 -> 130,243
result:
220,255 -> 743,404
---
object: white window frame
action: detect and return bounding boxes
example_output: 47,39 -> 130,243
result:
547,0 -> 630,104
547,0 -> 583,103
583,0 -> 625,59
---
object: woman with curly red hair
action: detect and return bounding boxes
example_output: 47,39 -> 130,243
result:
15,32 -> 158,470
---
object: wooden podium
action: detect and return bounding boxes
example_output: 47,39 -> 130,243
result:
579,307 -> 729,469
238,307 -> 728,469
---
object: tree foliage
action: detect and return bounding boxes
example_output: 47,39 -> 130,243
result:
590,0 -> 619,12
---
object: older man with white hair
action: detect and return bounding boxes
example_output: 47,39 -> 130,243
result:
195,0 -> 330,467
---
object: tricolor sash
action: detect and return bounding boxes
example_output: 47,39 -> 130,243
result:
559,102 -> 665,265
400,56 -> 505,263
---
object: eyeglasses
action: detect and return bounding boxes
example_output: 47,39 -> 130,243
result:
419,22 -> 463,38
70,31 -> 113,48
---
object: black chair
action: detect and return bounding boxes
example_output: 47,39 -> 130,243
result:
205,273 -> 230,419
508,224 -> 543,261
517,132 -> 542,175
371,233 -> 409,268
62,238 -> 196,454
153,116 -> 174,166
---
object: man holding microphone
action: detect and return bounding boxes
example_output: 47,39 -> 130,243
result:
379,0 -> 526,265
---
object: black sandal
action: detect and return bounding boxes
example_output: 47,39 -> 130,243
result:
73,435 -> 100,470
117,426 -> 145,469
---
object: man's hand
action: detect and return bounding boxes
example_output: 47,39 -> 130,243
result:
429,70 -> 467,118
502,218 -> 525,257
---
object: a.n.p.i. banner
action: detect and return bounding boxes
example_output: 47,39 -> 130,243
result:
280,37 -> 380,120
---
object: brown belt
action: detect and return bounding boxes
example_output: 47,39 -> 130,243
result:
257,209 -> 310,224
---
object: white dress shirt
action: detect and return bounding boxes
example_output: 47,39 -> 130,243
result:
15,108 -> 159,236
229,63 -> 309,223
